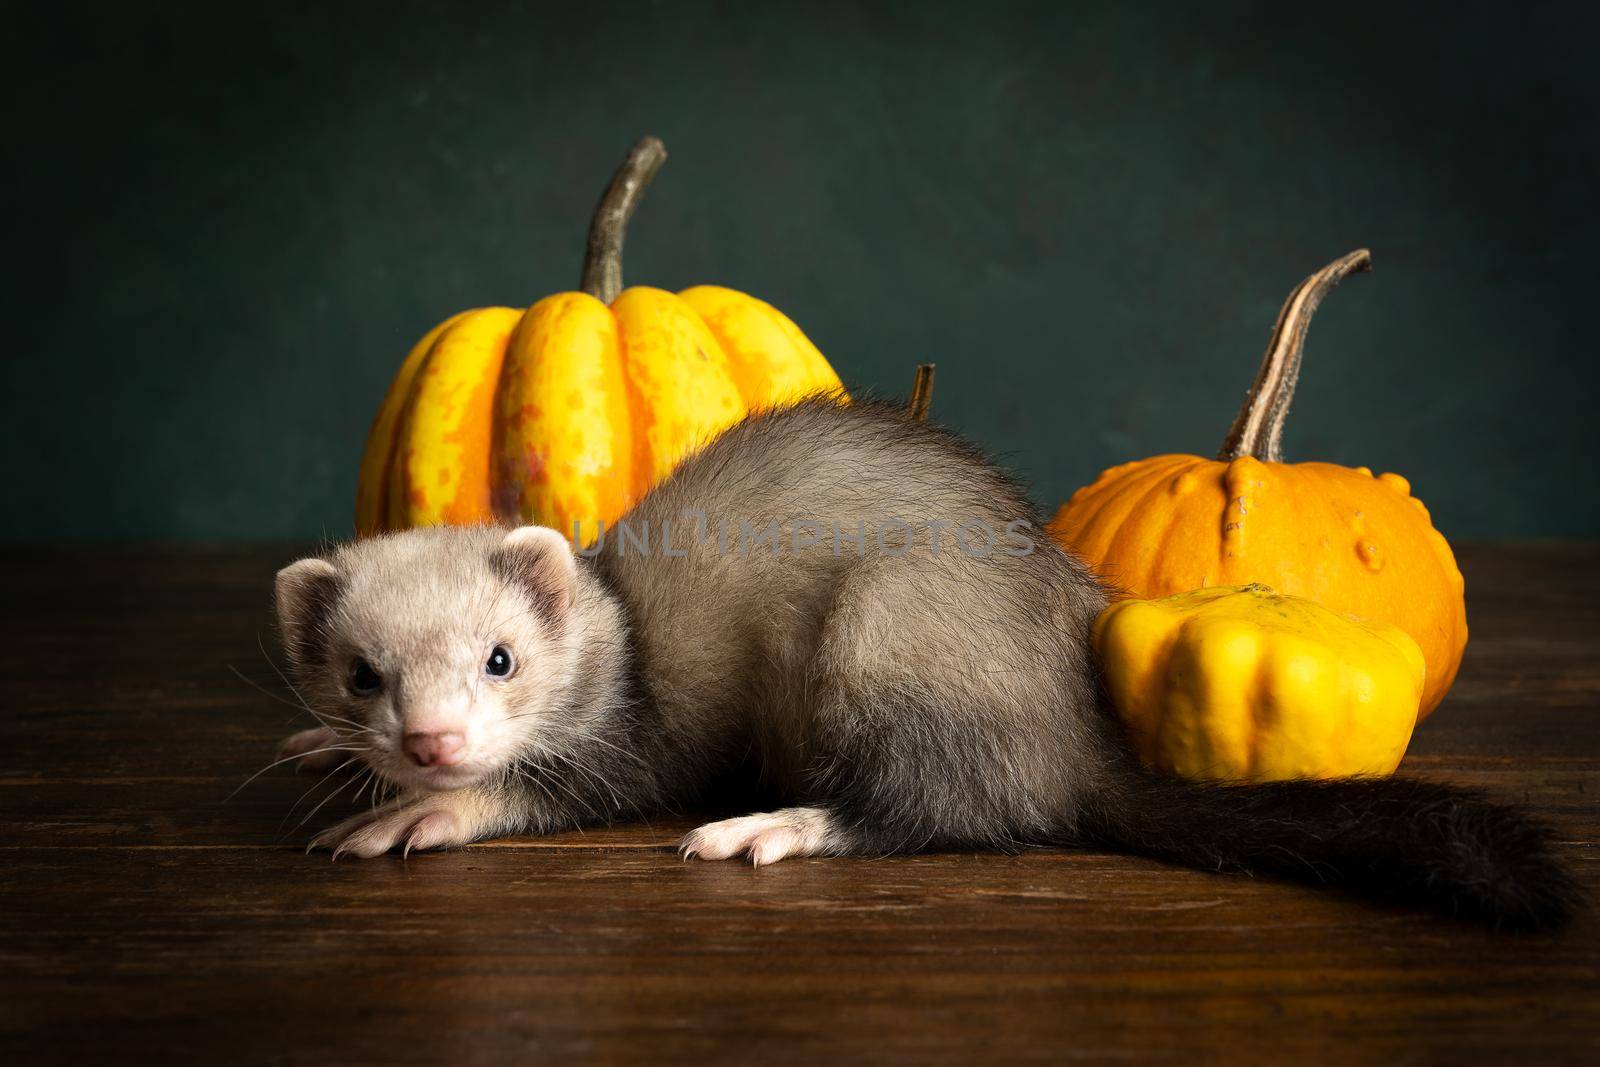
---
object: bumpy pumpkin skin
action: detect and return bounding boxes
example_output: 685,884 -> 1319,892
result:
1050,251 -> 1466,717
355,286 -> 844,545
1052,455 -> 1465,716
1094,584 -> 1426,782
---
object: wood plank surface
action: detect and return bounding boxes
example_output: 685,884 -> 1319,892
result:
1,543 -> 1596,1063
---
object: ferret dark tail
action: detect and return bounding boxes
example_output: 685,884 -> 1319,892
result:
1077,755 -> 1583,929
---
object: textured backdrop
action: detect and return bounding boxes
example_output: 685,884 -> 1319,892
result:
6,0 -> 1596,539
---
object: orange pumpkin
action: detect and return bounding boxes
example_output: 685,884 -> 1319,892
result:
1048,250 -> 1466,716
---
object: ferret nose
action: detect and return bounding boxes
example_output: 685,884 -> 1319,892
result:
403,731 -> 466,767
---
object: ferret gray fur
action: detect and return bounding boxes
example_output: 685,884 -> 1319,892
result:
274,398 -> 1580,927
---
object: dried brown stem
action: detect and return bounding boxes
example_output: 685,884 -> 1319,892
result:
1217,249 -> 1372,462
908,364 -> 936,422
580,137 -> 668,304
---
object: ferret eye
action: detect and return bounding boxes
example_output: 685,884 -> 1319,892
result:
486,645 -> 515,678
348,657 -> 382,696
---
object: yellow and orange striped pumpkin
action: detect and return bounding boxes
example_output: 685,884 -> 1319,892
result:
355,138 -> 845,544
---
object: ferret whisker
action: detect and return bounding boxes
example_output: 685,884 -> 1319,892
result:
226,744 -> 365,802
480,610 -> 527,643
309,710 -> 378,735
278,757 -> 364,837
532,757 -> 599,819
517,747 -> 600,819
254,634 -> 327,717
298,764 -> 369,829
545,723 -> 647,761
473,572 -> 514,640
512,764 -> 561,818
368,771 -> 385,817
515,718 -> 650,770
370,775 -> 398,816
238,649 -> 373,741
230,667 -> 367,741
350,766 -> 380,808
536,743 -> 625,812
228,664 -> 320,717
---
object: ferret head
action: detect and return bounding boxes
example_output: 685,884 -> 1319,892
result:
274,525 -> 587,793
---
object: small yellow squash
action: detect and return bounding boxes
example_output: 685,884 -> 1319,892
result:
1093,583 -> 1426,782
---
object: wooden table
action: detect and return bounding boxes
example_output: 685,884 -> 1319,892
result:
1,543 -> 1596,1063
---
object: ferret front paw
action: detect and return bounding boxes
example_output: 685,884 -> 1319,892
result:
308,797 -> 474,860
277,726 -> 350,773
679,806 -> 842,866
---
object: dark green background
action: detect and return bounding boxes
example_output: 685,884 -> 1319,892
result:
7,0 -> 1596,540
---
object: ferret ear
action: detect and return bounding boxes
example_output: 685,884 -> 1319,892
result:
275,557 -> 341,668
493,526 -> 577,626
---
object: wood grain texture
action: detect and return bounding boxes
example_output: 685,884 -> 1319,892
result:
1,543 -> 1596,1063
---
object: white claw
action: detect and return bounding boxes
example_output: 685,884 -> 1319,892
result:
679,807 -> 839,867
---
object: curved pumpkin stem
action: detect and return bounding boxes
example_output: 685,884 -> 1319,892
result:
1217,249 -> 1372,462
580,136 -> 668,305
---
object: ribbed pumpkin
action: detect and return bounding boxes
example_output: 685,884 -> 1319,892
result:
1049,251 -> 1466,716
355,138 -> 845,544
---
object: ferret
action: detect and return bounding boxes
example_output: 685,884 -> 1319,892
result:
274,398 -> 1579,927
